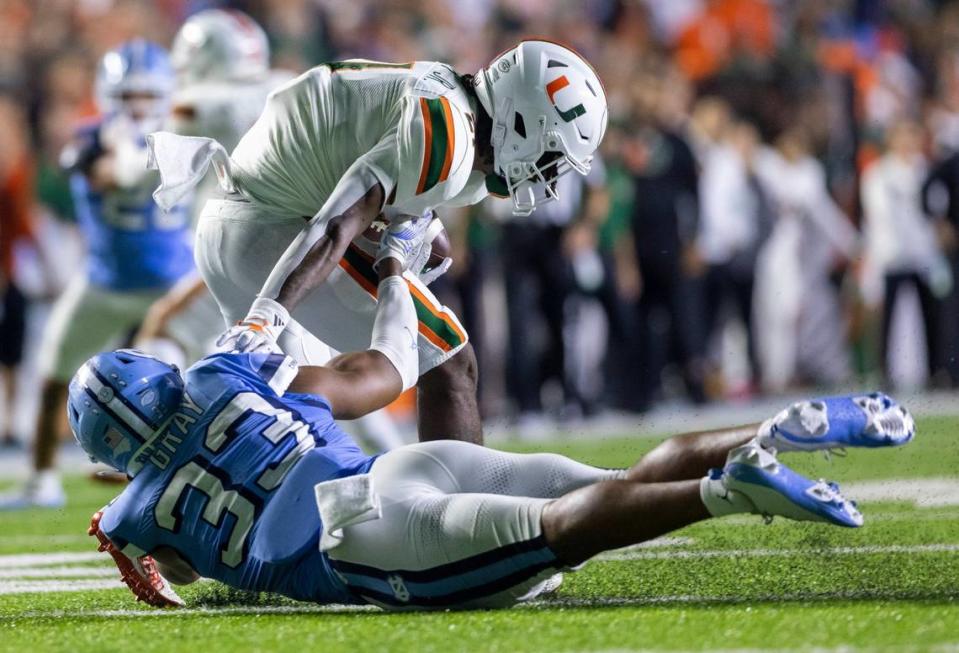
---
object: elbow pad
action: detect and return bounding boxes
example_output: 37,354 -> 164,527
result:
370,276 -> 419,391
258,163 -> 387,300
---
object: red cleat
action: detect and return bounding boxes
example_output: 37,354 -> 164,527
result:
88,511 -> 185,608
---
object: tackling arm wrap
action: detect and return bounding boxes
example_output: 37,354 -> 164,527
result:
257,159 -> 392,302
370,276 -> 419,391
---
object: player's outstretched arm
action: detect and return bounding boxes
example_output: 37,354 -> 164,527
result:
272,182 -> 385,310
217,178 -> 386,354
288,257 -> 419,419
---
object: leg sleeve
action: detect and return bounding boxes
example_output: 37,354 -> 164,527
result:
386,441 -> 623,499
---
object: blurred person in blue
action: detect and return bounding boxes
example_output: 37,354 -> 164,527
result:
73,224 -> 914,611
0,40 -> 193,509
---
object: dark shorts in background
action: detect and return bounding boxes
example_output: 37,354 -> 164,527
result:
0,282 -> 27,367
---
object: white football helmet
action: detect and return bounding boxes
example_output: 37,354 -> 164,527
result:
171,9 -> 269,84
473,40 -> 608,215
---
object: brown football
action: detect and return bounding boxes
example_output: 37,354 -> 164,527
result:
423,217 -> 451,270
359,214 -> 450,270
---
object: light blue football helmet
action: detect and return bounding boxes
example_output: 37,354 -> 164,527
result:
68,350 -> 183,476
94,38 -> 175,125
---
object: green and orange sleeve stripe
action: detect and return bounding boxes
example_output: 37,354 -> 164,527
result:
339,245 -> 466,353
416,97 -> 456,195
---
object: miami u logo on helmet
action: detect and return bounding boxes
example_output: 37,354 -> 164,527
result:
545,76 -> 586,123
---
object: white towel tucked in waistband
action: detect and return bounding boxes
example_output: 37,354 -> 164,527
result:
146,131 -> 235,211
314,473 -> 382,552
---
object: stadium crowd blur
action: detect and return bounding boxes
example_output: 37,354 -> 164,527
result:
2,0 -> 959,442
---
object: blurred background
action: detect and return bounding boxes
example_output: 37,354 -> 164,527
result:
2,0 -> 959,444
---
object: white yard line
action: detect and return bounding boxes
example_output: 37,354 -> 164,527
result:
7,603 -> 378,618
597,542 -> 959,562
1,543 -> 956,598
8,597 -> 959,622
0,535 -> 91,545
0,566 -> 117,579
843,478 -> 959,508
0,552 -> 105,568
0,579 -> 124,594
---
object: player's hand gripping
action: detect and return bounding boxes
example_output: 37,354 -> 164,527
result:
374,211 -> 435,272
215,297 -> 289,355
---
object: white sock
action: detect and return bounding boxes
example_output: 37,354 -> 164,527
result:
699,473 -> 755,518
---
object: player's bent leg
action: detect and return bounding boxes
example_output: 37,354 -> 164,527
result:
417,344 -> 482,444
328,491 -> 562,610
542,479 -> 708,565
543,441 -> 863,566
626,424 -> 759,484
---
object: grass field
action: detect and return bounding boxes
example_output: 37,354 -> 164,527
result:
1,416 -> 958,652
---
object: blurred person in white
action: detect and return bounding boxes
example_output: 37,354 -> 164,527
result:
698,119 -> 771,395
137,8 -> 406,453
0,41 -> 194,510
686,96 -> 731,167
753,126 -> 858,392
862,120 -> 952,387
134,9 -> 296,369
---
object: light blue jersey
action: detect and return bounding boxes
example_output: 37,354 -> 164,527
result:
99,353 -> 375,604
68,117 -> 194,291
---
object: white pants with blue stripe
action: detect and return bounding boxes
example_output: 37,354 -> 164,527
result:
325,441 -> 623,610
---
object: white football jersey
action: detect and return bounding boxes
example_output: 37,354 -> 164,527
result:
230,60 -> 487,218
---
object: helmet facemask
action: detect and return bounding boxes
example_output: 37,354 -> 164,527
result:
497,116 -> 591,216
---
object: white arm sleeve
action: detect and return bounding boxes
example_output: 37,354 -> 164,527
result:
257,131 -> 399,301
369,276 -> 419,391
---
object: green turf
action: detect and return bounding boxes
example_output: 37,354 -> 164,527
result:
1,415 -> 957,652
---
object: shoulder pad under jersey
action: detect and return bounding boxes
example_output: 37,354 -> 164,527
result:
392,78 -> 477,215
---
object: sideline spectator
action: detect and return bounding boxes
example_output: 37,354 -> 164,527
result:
0,97 -> 36,447
698,120 -> 772,394
863,120 -> 952,387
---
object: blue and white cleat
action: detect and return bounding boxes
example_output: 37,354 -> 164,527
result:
757,393 -> 914,454
705,444 -> 863,527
